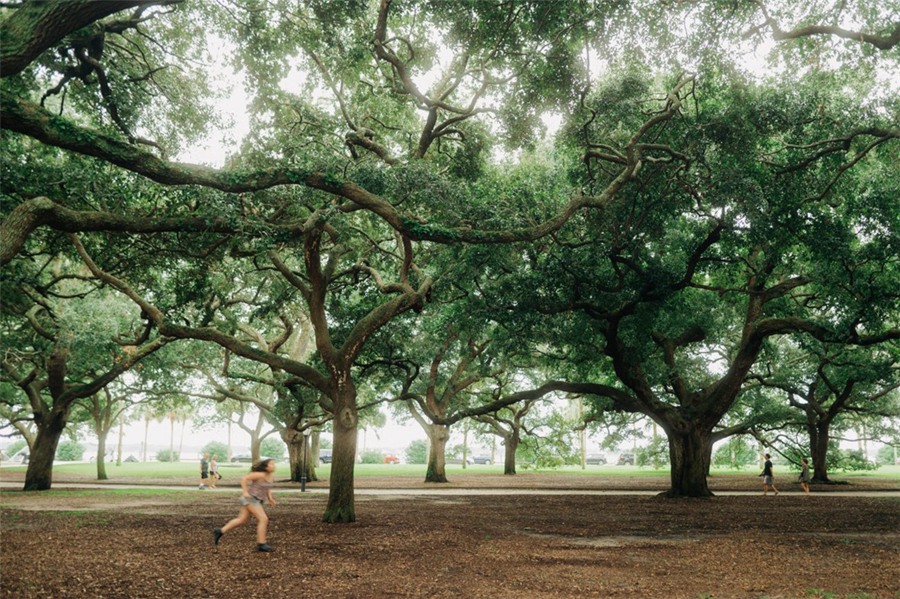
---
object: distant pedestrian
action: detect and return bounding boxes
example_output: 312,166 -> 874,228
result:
199,453 -> 210,490
209,455 -> 220,489
213,459 -> 277,552
798,458 -> 811,495
760,453 -> 779,496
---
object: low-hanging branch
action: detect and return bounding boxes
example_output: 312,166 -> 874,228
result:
1,81 -> 679,258
0,0 -> 160,78
747,1 -> 900,51
69,234 -> 333,395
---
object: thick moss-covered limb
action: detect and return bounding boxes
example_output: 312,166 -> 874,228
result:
1,94 -> 634,246
752,317 -> 900,346
755,2 -> 900,52
773,23 -> 900,51
70,235 -> 333,394
1,93 -> 310,190
437,380 -> 647,426
0,196 -> 248,265
0,0 -> 150,78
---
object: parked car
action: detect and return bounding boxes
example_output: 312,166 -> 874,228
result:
318,450 -> 332,465
383,454 -> 400,464
231,453 -> 255,463
585,454 -> 607,465
617,452 -> 635,465
447,457 -> 474,465
472,455 -> 492,465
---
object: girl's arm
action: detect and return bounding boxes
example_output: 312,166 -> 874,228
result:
267,488 -> 276,507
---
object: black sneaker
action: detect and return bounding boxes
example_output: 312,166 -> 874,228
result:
213,528 -> 223,546
257,543 -> 274,552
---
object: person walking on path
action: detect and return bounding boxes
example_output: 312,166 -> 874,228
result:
208,455 -> 220,489
199,453 -> 210,490
213,459 -> 277,552
798,458 -> 811,495
761,453 -> 779,496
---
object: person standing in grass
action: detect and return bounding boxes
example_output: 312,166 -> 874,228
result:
199,453 -> 210,490
760,453 -> 779,496
213,459 -> 277,552
798,458 -> 811,495
208,454 -> 220,489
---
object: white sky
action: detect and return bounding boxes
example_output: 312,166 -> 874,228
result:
57,410 -> 631,461
94,412 -> 429,459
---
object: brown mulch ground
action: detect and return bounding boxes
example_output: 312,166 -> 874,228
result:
1,471 -> 898,599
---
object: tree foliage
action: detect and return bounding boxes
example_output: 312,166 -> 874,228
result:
1,0 -> 897,508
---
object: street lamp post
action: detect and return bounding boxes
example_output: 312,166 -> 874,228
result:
300,428 -> 311,492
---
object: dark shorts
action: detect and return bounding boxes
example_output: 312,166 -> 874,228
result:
764,475 -> 773,485
201,472 -> 209,479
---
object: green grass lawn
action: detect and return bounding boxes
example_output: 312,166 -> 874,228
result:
5,461 -> 897,482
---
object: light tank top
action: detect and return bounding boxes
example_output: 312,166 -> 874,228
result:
248,478 -> 273,501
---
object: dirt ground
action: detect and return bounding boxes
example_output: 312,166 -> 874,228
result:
1,471 -> 898,599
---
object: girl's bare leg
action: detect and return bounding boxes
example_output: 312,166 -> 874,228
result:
246,503 -> 269,543
221,506 -> 251,534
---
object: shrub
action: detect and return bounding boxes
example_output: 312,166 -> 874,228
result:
56,440 -> 84,461
713,435 -> 757,470
535,454 -> 566,469
834,449 -> 877,472
636,437 -> 669,468
405,439 -> 427,464
875,445 -> 897,466
360,449 -> 383,464
260,437 -> 286,459
202,441 -> 228,460
157,449 -> 180,462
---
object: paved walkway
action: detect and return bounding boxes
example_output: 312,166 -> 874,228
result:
2,482 -> 898,496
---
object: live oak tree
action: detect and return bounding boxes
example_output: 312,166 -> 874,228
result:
384,324 -> 509,483
499,66 -> 899,496
0,260 -> 169,490
2,1 -> 644,519
473,397 -> 543,476
2,1 -> 898,512
750,340 -> 900,482
77,384 -> 141,481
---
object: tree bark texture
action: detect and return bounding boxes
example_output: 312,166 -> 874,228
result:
96,435 -> 109,481
810,422 -> 831,483
424,424 -> 449,483
23,409 -> 67,491
664,429 -> 714,497
0,0 -> 145,78
323,386 -> 358,523
285,430 -> 303,483
503,434 -> 518,476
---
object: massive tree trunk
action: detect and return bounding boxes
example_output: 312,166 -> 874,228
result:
284,429 -> 303,483
809,421 -> 831,483
425,424 -> 449,483
283,429 -> 316,484
95,434 -> 109,481
23,409 -> 67,491
664,427 -> 714,498
503,433 -> 518,475
0,0 -> 146,78
323,383 -> 358,523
